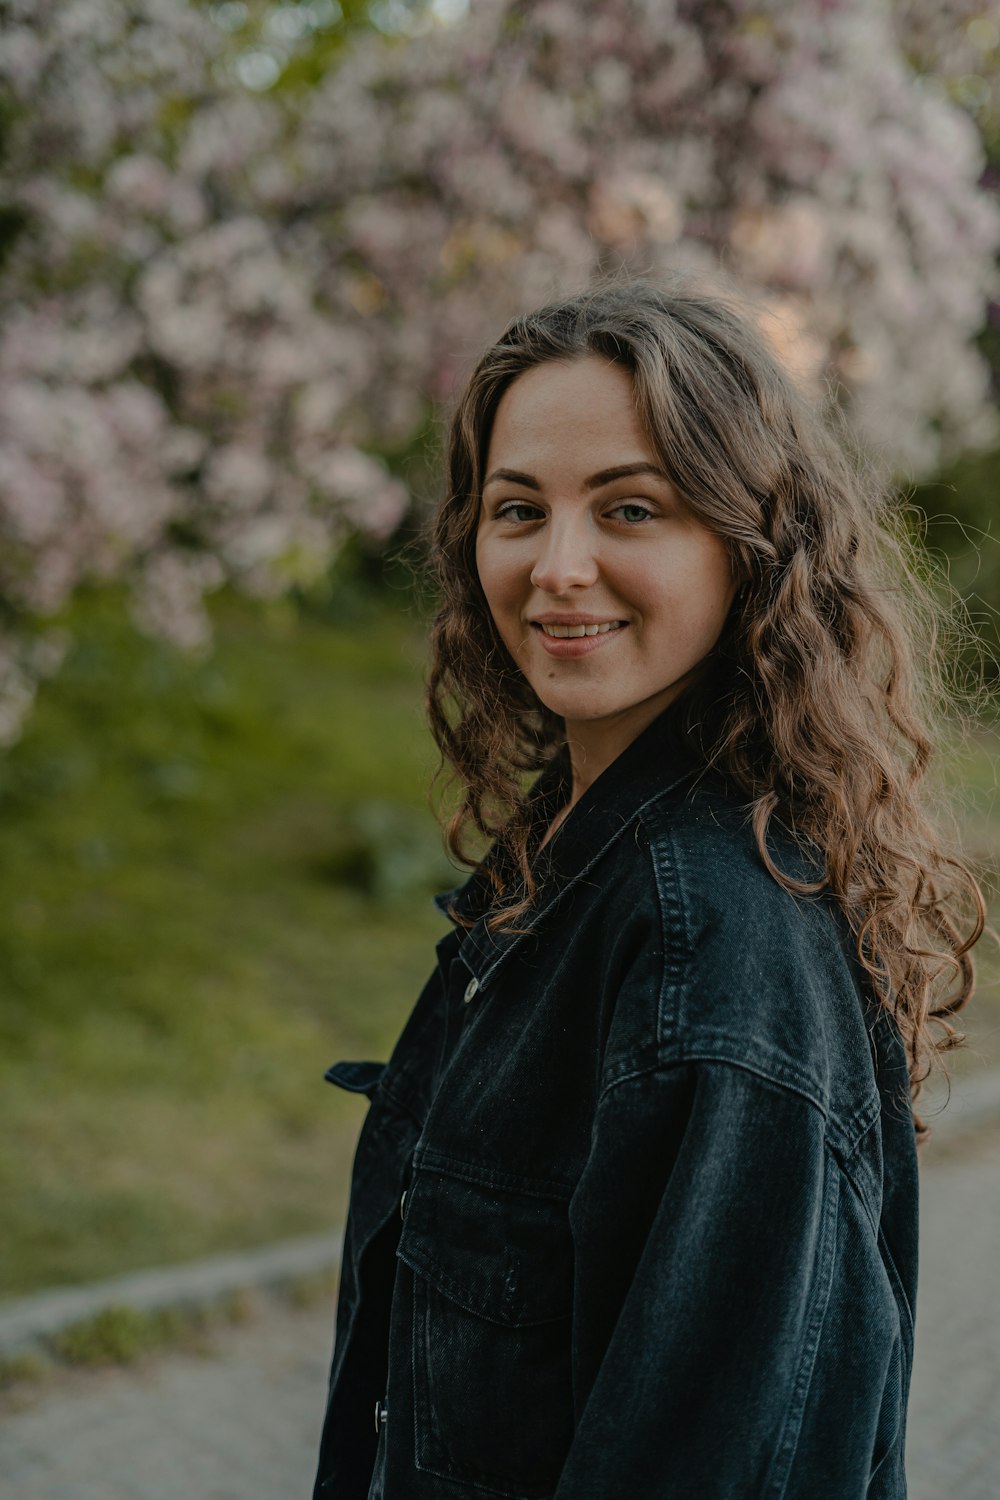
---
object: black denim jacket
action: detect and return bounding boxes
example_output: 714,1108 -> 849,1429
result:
313,703 -> 918,1499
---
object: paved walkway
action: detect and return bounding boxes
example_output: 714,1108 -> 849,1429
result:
1,1124 -> 998,1500
906,1120 -> 1000,1500
0,1299 -> 333,1500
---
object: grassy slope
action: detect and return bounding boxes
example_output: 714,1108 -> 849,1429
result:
0,588 -> 997,1295
0,589 -> 453,1296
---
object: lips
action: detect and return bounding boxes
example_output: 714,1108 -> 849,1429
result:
538,620 -> 626,639
531,618 -> 629,659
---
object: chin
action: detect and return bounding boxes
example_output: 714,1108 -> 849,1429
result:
535,694 -> 626,723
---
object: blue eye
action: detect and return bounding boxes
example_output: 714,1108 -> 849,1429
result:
496,501 -> 542,523
610,503 -> 653,524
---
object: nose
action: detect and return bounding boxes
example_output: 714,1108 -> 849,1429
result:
529,518 -> 599,594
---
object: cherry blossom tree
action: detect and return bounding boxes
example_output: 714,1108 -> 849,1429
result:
0,0 -> 997,740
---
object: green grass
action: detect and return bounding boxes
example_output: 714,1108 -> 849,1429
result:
0,587 -> 456,1296
932,722 -> 1000,1077
0,585 -> 998,1295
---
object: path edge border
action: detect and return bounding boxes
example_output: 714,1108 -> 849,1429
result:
0,1230 -> 343,1359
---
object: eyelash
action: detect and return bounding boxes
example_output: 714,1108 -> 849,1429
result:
609,502 -> 655,524
493,502 -> 540,523
493,501 -> 655,525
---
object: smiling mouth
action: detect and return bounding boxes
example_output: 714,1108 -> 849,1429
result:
536,621 -> 627,639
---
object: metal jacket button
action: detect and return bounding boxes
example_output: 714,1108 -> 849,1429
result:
374,1399 -> 388,1432
463,976 -> 479,1003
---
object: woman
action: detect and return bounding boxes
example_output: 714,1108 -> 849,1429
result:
313,279 -> 983,1499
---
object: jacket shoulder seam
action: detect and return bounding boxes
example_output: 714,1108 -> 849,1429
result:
643,807 -> 691,1052
597,1054 -> 831,1126
639,801 -> 882,1155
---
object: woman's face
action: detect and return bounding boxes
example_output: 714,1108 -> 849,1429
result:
475,356 -> 737,756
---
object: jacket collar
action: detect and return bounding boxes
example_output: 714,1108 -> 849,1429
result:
434,697 -> 711,989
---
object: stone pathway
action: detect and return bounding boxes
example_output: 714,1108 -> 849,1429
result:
0,1298 -> 333,1500
1,1124 -> 997,1499
906,1121 -> 1000,1500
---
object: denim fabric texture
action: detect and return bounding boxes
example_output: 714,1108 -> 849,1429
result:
312,701 -> 918,1499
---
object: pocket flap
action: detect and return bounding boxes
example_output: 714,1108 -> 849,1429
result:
324,1059 -> 386,1098
397,1166 -> 573,1327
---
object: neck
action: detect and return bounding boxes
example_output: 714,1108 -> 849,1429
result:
561,686 -> 692,809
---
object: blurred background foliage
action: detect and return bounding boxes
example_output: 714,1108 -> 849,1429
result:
0,0 -> 999,1293
0,578 -> 456,1293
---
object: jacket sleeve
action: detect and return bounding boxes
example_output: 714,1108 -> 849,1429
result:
553,1059 -> 837,1499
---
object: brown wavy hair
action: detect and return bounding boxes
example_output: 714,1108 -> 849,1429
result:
425,276 -> 985,1140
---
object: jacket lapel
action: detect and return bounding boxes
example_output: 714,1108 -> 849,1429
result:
435,700 -> 710,992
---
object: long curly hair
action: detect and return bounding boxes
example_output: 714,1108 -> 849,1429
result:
425,277 -> 985,1140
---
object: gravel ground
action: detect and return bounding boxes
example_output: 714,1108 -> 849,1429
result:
0,1124 -> 997,1500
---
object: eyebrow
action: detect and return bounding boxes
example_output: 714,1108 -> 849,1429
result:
482,462 -> 672,491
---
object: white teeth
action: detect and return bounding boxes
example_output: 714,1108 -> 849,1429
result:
541,621 -> 624,638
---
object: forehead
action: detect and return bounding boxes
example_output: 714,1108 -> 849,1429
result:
486,356 -> 656,473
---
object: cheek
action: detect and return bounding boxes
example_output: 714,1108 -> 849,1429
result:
687,542 -> 736,643
474,530 -> 497,611
696,535 -> 735,602
475,533 -> 521,620
635,538 -> 735,642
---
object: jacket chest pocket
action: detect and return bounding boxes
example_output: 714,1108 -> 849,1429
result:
396,1164 -> 576,1499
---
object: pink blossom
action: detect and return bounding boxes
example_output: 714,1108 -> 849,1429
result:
0,0 -> 996,739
